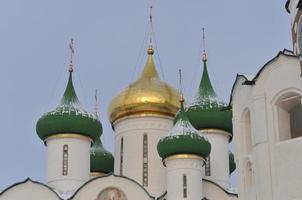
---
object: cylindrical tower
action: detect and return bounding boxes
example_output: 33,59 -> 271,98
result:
36,62 -> 102,196
90,138 -> 114,178
157,99 -> 211,200
186,46 -> 233,189
108,46 -> 179,196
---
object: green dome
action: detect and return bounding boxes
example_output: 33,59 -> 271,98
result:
185,57 -> 232,136
157,101 -> 211,160
90,138 -> 114,174
229,151 -> 236,174
36,71 -> 102,142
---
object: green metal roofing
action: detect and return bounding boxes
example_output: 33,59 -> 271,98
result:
90,138 -> 114,174
229,151 -> 236,174
36,72 -> 102,142
157,100 -> 211,160
186,58 -> 233,135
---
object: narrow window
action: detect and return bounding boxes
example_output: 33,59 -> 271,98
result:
142,134 -> 148,186
243,110 -> 254,190
183,174 -> 187,198
120,137 -> 124,175
205,156 -> 211,176
62,145 -> 68,176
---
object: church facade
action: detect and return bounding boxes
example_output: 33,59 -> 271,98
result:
1,1 -> 302,200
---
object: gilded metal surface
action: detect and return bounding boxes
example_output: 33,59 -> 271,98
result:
108,47 -> 180,124
113,111 -> 174,125
163,154 -> 204,163
45,133 -> 92,143
90,172 -> 106,177
198,128 -> 232,138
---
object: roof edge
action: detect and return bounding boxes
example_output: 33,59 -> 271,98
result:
68,173 -> 155,200
228,49 -> 297,106
203,178 -> 238,197
286,0 -> 290,13
0,178 -> 62,199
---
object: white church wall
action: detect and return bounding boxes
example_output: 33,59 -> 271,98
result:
200,129 -> 230,189
262,56 -> 302,200
112,115 -> 173,196
232,53 -> 302,200
46,136 -> 91,196
232,76 -> 256,200
202,180 -> 238,200
165,157 -> 203,200
272,137 -> 302,200
0,179 -> 60,200
71,174 -> 152,200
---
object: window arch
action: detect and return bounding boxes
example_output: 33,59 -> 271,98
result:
243,110 -> 252,155
275,91 -> 302,141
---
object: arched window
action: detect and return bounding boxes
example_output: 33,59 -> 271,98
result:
62,144 -> 68,176
244,111 -> 252,154
142,134 -> 148,187
120,137 -> 124,175
276,92 -> 302,141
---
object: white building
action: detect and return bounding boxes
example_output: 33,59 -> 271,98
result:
1,1 -> 302,200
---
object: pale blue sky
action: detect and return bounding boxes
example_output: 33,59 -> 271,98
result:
0,0 -> 291,190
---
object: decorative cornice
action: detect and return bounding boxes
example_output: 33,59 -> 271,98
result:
163,154 -> 204,163
45,133 -> 92,144
90,172 -> 106,177
112,111 -> 175,126
0,178 -> 63,199
69,173 -> 156,200
199,128 -> 232,138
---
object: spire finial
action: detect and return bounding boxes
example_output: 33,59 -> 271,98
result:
147,5 -> 154,55
178,69 -> 184,103
94,89 -> 99,119
68,38 -> 75,72
149,5 -> 153,45
202,28 -> 207,63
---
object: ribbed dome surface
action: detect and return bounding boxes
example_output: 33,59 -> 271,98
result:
186,58 -> 232,135
90,138 -> 114,174
36,72 -> 102,142
157,101 -> 211,160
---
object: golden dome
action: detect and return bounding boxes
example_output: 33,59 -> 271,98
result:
108,46 -> 180,124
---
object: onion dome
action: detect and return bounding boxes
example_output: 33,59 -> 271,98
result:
108,45 -> 179,124
185,52 -> 232,136
157,99 -> 211,160
90,138 -> 114,174
36,69 -> 102,142
229,151 -> 236,174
